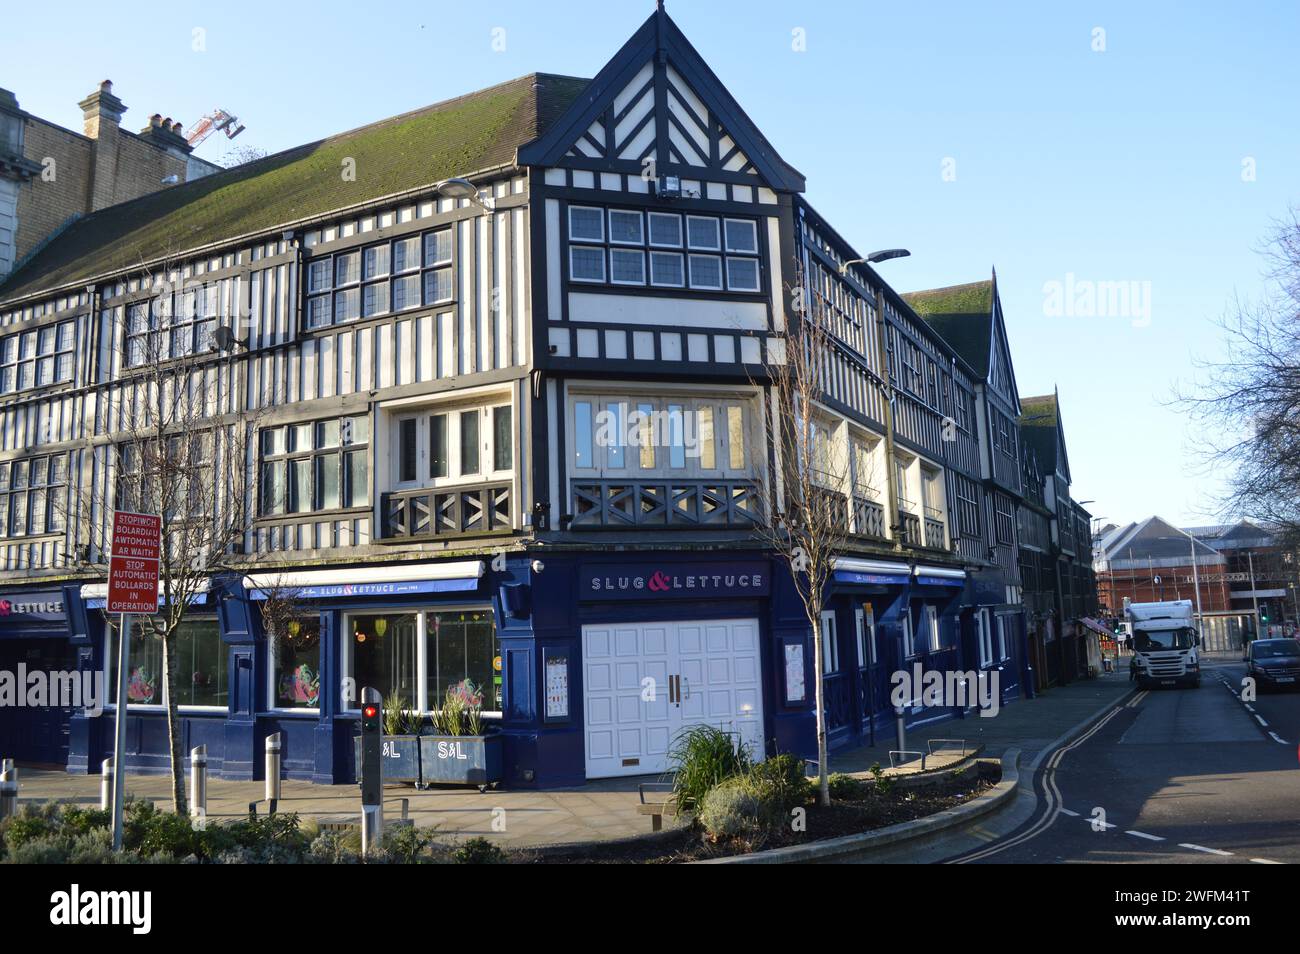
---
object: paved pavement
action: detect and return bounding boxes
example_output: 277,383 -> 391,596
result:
7,767 -> 673,849
953,658 -> 1300,864
831,669 -> 1137,775
6,671 -> 1144,852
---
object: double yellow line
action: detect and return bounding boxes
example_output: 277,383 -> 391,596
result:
951,701 -> 1129,864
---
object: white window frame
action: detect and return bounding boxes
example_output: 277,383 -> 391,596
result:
687,253 -> 724,291
902,609 -> 916,659
647,211 -> 684,248
649,250 -> 686,288
607,208 -> 644,246
855,605 -> 877,667
925,604 -> 941,652
567,205 -> 605,242
267,615 -> 323,715
820,610 -> 840,674
723,218 -> 759,254
685,214 -> 722,251
566,390 -> 756,481
608,247 -> 647,286
977,609 -> 994,668
568,245 -> 606,284
388,395 -> 514,493
996,614 -> 1009,660
104,620 -> 228,714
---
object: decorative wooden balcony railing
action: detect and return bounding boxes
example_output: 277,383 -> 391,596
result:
380,482 -> 512,541
852,495 -> 887,540
570,479 -> 762,529
923,506 -> 946,549
898,510 -> 923,548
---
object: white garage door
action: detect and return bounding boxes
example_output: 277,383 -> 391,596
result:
582,618 -> 764,779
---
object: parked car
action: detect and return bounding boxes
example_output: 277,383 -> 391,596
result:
1246,639 -> 1300,691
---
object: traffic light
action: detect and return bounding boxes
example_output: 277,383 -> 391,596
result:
359,687 -> 382,807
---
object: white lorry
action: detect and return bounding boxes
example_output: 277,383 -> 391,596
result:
1127,599 -> 1200,688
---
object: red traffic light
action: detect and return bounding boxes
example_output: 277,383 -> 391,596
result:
363,705 -> 378,719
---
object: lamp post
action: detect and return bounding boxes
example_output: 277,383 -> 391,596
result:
1171,525 -> 1204,640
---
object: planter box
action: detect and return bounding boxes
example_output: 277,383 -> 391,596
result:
419,734 -> 503,791
353,735 -> 422,784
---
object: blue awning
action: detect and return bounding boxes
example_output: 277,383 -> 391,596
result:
916,575 -> 965,587
248,578 -> 478,601
833,569 -> 910,586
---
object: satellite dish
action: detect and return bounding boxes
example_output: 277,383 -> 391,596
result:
212,325 -> 242,352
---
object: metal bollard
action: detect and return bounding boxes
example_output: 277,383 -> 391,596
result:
1,758 -> 12,774
0,769 -> 16,820
894,704 -> 906,754
100,758 -> 113,811
190,745 -> 207,819
265,733 -> 282,804
361,803 -> 384,856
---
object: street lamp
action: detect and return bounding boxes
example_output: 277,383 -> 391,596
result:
839,249 -> 912,272
1171,525 -> 1205,639
435,177 -> 495,212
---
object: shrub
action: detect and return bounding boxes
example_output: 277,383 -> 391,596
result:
698,777 -> 765,842
669,725 -> 752,811
828,773 -> 867,801
307,829 -> 362,865
453,836 -> 504,864
748,754 -> 812,814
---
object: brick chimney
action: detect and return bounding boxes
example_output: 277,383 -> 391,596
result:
137,112 -> 193,162
78,79 -> 126,140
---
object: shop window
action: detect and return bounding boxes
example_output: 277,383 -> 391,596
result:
902,611 -> 916,658
346,612 -> 419,711
855,606 -> 877,666
107,618 -> 226,709
342,609 -> 500,714
271,615 -> 322,709
996,615 -> 1009,660
925,604 -> 941,652
425,610 -> 501,712
259,414 -> 370,516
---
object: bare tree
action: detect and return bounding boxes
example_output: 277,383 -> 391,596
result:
1179,208 -> 1300,544
68,256 -> 258,813
753,274 -> 857,807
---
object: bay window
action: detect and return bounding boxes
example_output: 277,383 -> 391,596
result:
0,320 -> 75,392
568,392 -> 754,479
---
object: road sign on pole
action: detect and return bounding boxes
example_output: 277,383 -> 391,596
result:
107,510 -> 161,851
107,511 -> 162,615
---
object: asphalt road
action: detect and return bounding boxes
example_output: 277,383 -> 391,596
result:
953,659 -> 1300,864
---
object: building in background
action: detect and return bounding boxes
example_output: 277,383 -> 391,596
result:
0,81 -> 221,282
1091,515 -> 1300,651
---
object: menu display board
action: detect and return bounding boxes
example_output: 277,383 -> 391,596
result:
545,649 -> 570,721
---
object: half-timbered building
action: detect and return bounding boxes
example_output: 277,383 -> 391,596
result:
0,7 -> 1043,783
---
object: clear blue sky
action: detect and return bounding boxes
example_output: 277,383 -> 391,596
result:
6,0 -> 1297,529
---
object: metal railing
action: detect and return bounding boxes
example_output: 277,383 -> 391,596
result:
570,478 -> 762,529
380,481 -> 513,541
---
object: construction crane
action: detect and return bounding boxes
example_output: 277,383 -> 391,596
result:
184,109 -> 245,149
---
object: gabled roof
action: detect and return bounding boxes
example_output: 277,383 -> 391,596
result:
518,8 -> 805,193
1,73 -> 590,303
1020,392 -> 1062,472
903,279 -> 995,376
1100,516 -> 1225,569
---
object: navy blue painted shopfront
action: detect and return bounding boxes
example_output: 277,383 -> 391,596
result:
0,587 -> 77,766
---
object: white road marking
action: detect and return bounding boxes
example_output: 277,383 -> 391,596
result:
1251,858 -> 1283,864
1255,714 -> 1269,727
1179,843 -> 1233,856
1126,830 -> 1165,842
1059,808 -> 1080,817
1245,705 -> 1255,712
1268,731 -> 1289,745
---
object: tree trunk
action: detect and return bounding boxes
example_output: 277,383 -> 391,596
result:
162,634 -> 187,815
811,603 -> 830,807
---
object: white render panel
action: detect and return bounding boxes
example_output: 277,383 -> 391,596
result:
568,292 -> 767,330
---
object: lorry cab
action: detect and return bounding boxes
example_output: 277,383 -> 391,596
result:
1128,600 -> 1200,689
